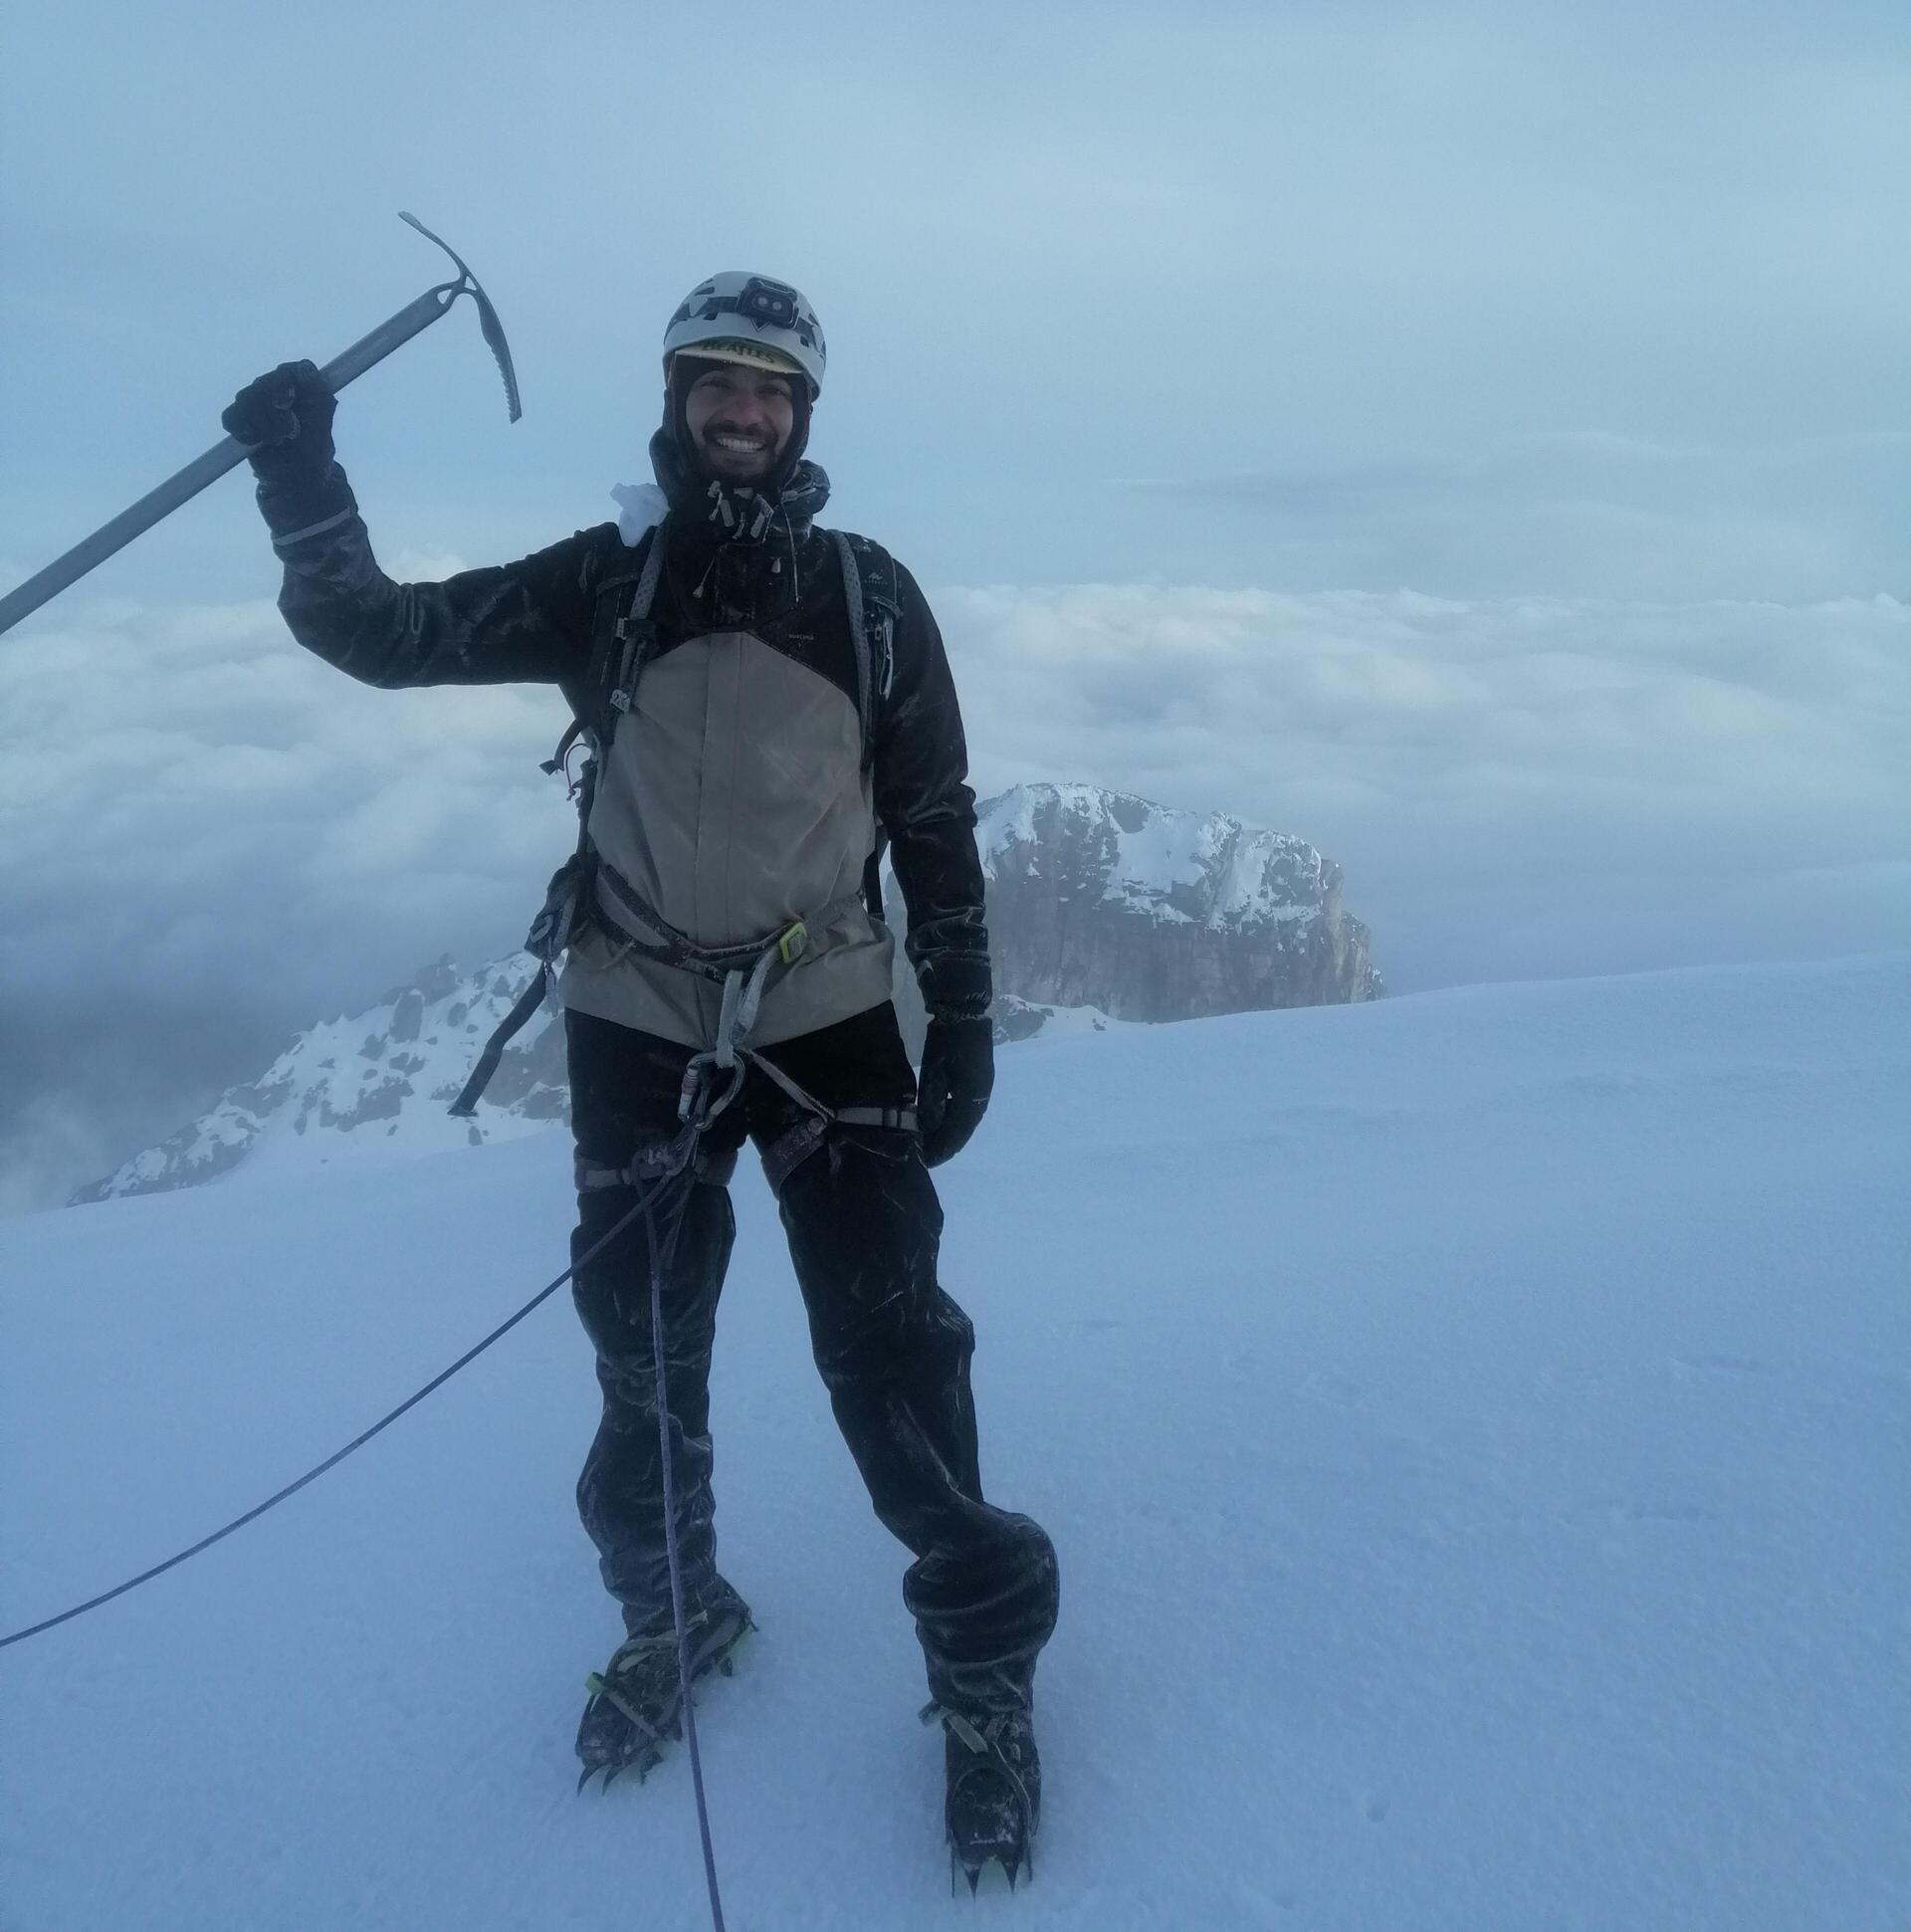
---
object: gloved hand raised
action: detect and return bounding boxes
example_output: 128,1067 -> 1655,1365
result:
221,359 -> 336,486
917,1015 -> 994,1169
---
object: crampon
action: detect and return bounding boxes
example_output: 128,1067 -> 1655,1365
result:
575,1584 -> 752,1792
924,1702 -> 1041,1895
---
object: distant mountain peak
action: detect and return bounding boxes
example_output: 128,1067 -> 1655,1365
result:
72,957 -> 564,1205
966,781 -> 1379,1025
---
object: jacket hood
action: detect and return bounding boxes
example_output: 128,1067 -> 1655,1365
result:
647,425 -> 830,544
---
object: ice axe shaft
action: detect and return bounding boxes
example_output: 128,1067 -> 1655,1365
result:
0,212 -> 520,639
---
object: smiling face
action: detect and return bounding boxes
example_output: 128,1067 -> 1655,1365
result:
682,362 -> 797,486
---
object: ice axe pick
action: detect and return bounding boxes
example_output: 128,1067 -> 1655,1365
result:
0,211 -> 522,638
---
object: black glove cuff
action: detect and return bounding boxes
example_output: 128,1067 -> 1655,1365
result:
927,1002 -> 992,1029
920,955 -> 992,1023
916,938 -> 990,1015
257,463 -> 357,547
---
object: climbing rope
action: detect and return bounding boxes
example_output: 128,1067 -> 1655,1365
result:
0,1140 -> 692,1651
645,1172 -> 729,1932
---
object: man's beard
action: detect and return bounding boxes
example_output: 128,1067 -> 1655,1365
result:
696,420 -> 782,485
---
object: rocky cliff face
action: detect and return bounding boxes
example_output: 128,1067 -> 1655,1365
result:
77,784 -> 1378,1201
974,783 -> 1380,1019
888,784 -> 1379,1042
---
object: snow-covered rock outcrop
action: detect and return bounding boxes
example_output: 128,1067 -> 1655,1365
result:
71,959 -> 564,1203
972,781 -> 1380,1021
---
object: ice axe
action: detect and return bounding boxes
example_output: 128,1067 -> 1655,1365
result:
0,211 -> 521,639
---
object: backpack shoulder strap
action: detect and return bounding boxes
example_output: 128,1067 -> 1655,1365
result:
581,518 -> 670,745
828,529 -> 900,771
453,523 -> 670,1120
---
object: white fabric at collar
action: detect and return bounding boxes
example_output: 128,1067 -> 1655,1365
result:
611,482 -> 668,548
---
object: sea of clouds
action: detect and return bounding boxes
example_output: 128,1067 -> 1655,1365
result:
1,564 -> 1905,1211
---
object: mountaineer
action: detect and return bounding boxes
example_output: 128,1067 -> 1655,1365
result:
224,271 -> 1058,1888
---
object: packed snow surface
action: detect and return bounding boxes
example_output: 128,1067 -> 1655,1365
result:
3,957 -> 1907,1930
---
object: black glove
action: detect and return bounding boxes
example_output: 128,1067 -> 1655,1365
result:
917,1015 -> 994,1169
221,359 -> 336,487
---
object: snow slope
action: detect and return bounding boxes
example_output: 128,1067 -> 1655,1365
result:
3,958 -> 1907,1930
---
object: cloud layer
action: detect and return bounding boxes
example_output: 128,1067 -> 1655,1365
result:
0,567 -> 575,1211
953,580 -> 1910,981
4,575 -> 1904,1210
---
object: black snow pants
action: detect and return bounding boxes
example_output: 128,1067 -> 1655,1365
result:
565,1002 -> 1059,1715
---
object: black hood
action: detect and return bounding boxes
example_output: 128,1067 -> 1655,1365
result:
651,357 -> 827,545
649,428 -> 830,546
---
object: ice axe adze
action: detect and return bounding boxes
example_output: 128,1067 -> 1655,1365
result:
0,211 -> 521,639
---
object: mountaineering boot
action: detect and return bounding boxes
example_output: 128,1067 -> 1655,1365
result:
575,1578 -> 753,1791
925,1702 -> 1042,1893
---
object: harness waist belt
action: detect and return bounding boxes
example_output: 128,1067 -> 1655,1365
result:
452,835 -> 879,1120
588,847 -> 866,986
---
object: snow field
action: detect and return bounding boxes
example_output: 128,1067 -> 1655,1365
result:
2,957 -> 1907,1929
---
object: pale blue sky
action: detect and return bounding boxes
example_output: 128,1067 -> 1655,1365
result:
3,1 -> 1908,1208
6,1 -> 1907,599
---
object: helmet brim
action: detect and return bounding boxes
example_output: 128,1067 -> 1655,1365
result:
668,339 -> 811,390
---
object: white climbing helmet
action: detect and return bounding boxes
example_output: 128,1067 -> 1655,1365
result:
662,272 -> 826,398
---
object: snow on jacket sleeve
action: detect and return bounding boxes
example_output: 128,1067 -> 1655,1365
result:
253,458 -> 599,690
875,563 -> 992,1021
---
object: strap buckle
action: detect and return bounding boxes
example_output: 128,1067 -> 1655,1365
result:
776,920 -> 808,967
609,611 -> 656,715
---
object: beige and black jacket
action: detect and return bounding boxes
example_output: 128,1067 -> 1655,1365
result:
259,458 -> 991,1050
